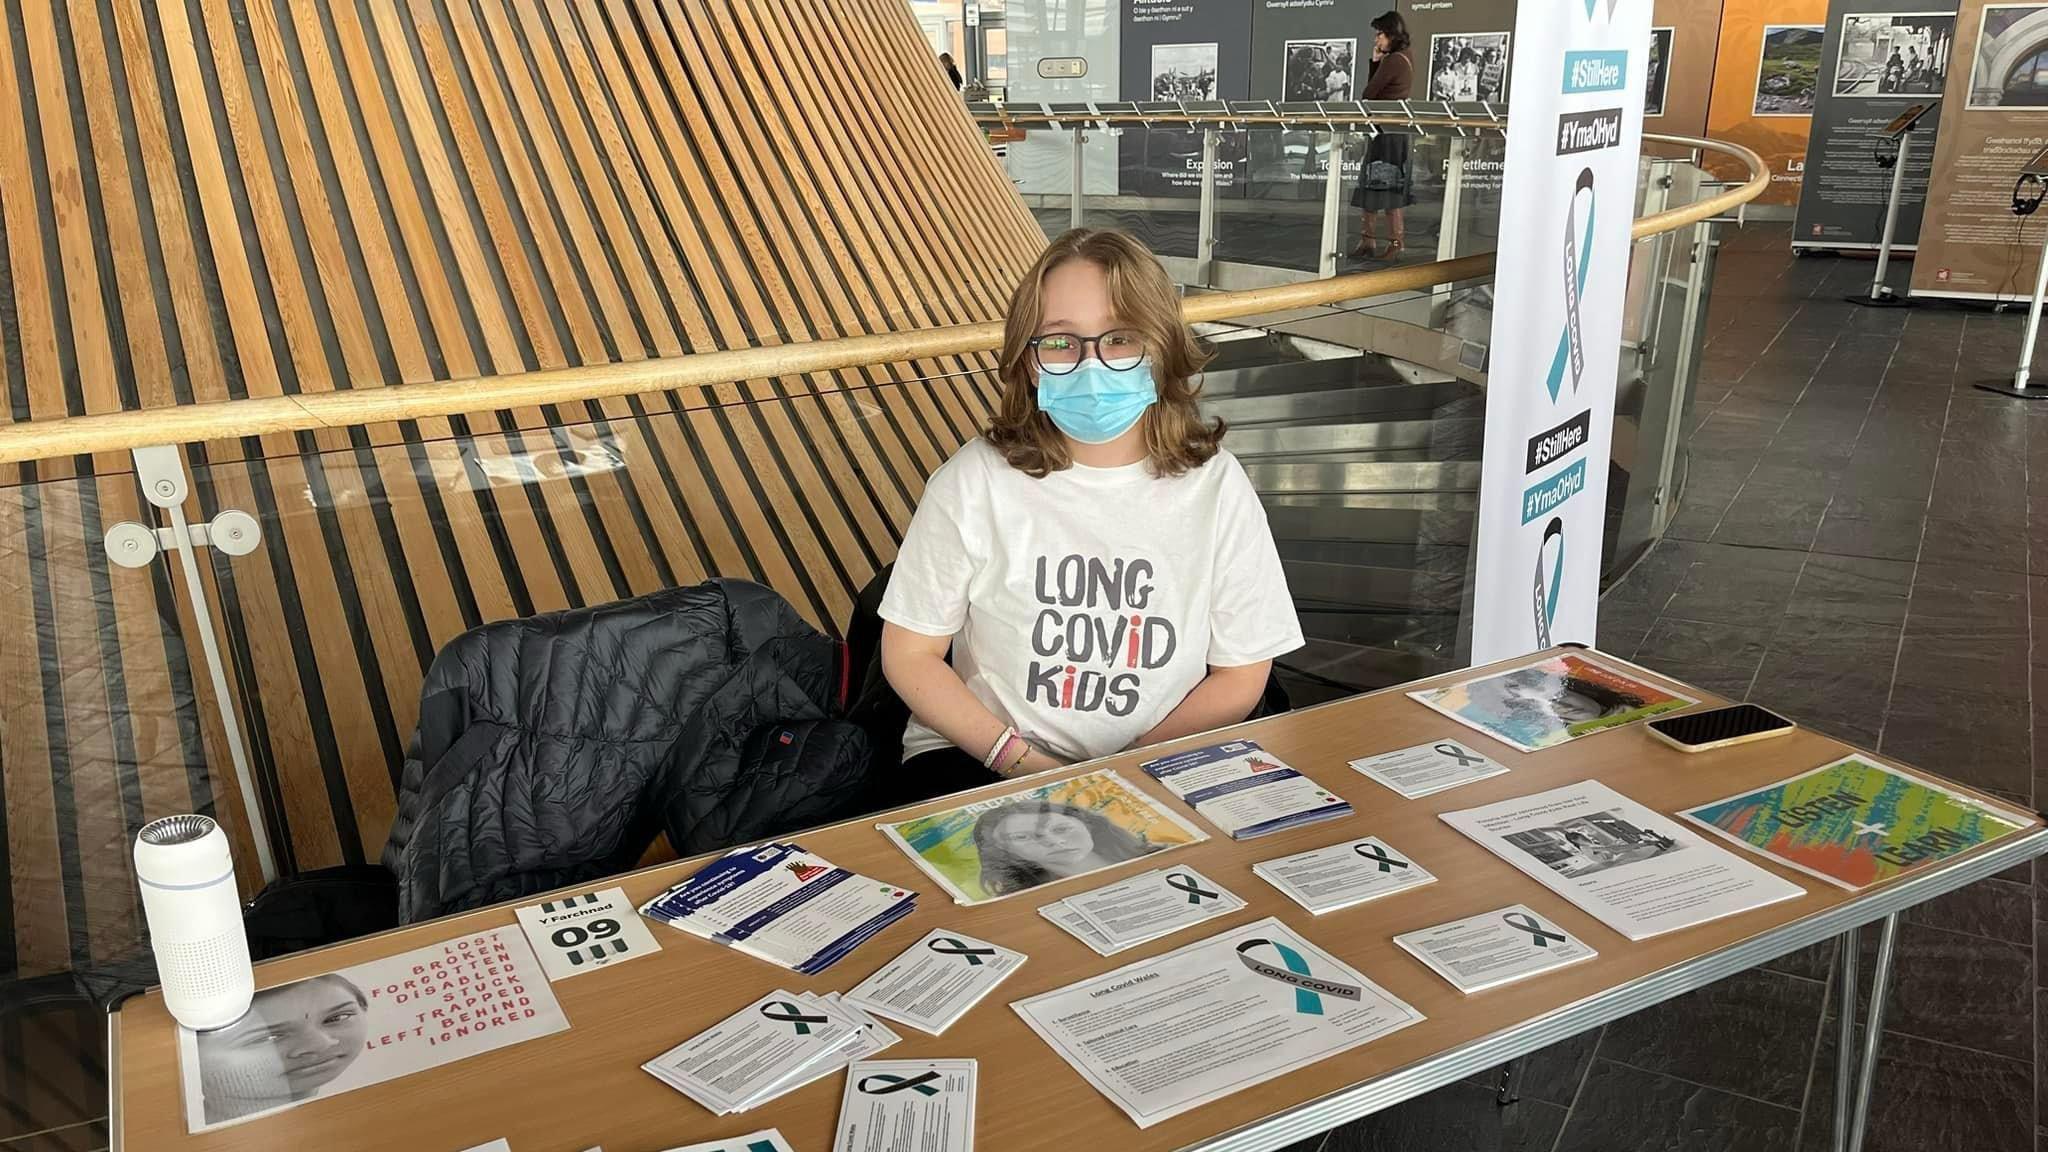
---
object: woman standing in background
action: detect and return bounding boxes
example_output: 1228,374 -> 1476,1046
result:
1351,12 -> 1415,261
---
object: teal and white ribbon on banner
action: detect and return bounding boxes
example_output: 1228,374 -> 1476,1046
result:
1532,516 -> 1565,647
857,1071 -> 943,1097
1545,169 -> 1598,402
1235,937 -> 1364,1016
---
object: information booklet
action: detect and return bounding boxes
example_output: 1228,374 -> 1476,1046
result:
1011,916 -> 1424,1128
1410,652 -> 1696,753
638,842 -> 916,974
1253,836 -> 1436,915
877,769 -> 1208,905
656,1132 -> 797,1152
642,990 -> 898,1115
833,1058 -> 978,1152
1439,781 -> 1805,941
1394,904 -> 1596,993
1350,739 -> 1508,799
1682,755 -> 2035,890
176,926 -> 569,1133
1140,740 -> 1352,838
844,928 -> 1027,1035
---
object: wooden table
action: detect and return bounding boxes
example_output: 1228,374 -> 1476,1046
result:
110,649 -> 2048,1152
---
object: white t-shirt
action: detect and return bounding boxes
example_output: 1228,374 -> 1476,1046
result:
880,438 -> 1304,764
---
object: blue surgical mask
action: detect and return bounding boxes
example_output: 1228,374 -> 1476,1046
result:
1036,359 -> 1158,445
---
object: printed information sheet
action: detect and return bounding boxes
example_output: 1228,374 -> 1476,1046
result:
1440,781 -> 1805,940
1394,904 -> 1596,993
844,929 -> 1026,1035
1010,916 -> 1424,1127
1068,866 -> 1246,947
657,1133 -> 796,1152
1350,739 -> 1509,799
832,1058 -> 978,1152
642,989 -> 877,1114
1253,836 -> 1436,914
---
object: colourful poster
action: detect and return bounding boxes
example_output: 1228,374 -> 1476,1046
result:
1410,652 -> 1697,752
877,769 -> 1207,904
1704,0 -> 1832,203
1681,755 -> 2034,889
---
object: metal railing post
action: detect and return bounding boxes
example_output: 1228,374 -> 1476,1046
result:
1197,127 -> 1220,287
1434,135 -> 1469,319
106,445 -> 279,883
1070,126 -> 1086,231
1651,219 -> 1714,536
1319,129 -> 1347,278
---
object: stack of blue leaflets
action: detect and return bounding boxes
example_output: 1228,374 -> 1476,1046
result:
1141,740 -> 1353,840
638,842 -> 916,975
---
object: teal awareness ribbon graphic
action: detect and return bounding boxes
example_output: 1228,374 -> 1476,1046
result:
1503,911 -> 1569,947
1433,743 -> 1480,767
928,937 -> 997,965
1236,938 -> 1364,1015
1533,516 -> 1565,647
1165,872 -> 1220,904
759,1001 -> 829,1035
858,1072 -> 942,1096
1545,169 -> 1598,403
1354,843 -> 1409,872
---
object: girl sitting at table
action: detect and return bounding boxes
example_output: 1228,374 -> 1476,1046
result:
879,228 -> 1304,800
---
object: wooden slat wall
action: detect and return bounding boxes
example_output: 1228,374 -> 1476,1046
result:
0,0 -> 1044,981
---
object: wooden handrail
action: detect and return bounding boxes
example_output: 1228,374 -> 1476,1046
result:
0,133 -> 1764,465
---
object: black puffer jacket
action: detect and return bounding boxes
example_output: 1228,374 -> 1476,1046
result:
383,580 -> 871,923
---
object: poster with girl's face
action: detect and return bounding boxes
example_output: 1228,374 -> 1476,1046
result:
1409,652 -> 1697,752
878,769 -> 1208,904
177,925 -> 567,1132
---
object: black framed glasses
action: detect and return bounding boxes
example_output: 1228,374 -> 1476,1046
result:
1027,329 -> 1147,375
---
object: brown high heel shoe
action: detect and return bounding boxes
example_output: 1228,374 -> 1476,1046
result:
1379,237 -> 1405,260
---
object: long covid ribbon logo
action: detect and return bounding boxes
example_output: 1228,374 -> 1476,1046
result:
759,1001 -> 830,1035
928,937 -> 997,965
857,1071 -> 943,1097
1503,911 -> 1569,947
1533,516 -> 1565,648
1545,169 -> 1597,403
1236,938 -> 1364,1015
1354,842 -> 1410,872
1165,872 -> 1221,904
1433,742 -> 1481,767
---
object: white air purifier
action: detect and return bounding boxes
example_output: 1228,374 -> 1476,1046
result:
134,814 -> 254,1031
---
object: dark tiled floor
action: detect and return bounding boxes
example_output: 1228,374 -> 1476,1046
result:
10,224 -> 2047,1152
1289,225 -> 2048,1151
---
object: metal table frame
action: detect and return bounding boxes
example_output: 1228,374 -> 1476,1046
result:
1186,825 -> 2048,1152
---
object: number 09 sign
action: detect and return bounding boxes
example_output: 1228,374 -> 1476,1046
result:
512,887 -> 660,982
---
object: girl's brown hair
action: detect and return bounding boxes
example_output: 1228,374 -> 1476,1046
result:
986,229 -> 1222,477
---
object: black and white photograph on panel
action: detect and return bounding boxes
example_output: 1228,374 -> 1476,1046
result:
1966,4 -> 2048,106
1833,12 -> 1955,96
1282,37 -> 1357,101
1427,32 -> 1512,102
1152,42 -> 1220,100
1647,27 -> 1674,115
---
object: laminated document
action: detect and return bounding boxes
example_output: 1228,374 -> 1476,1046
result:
1394,904 -> 1597,993
1253,836 -> 1436,914
1440,780 -> 1804,940
1350,739 -> 1508,799
832,1059 -> 978,1152
844,929 -> 1027,1035
1011,917 -> 1423,1127
1410,652 -> 1695,752
642,990 -> 872,1114
1068,866 -> 1246,946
